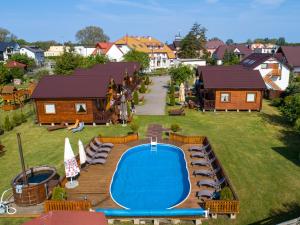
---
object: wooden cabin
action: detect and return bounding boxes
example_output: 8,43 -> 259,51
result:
196,66 -> 266,111
31,62 -> 140,125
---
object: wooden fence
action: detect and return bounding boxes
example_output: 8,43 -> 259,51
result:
98,133 -> 139,144
44,200 -> 92,213
204,200 -> 240,214
169,133 -> 206,144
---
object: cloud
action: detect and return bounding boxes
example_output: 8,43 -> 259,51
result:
254,0 -> 285,6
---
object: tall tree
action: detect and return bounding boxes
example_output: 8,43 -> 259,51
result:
0,28 -> 11,42
226,39 -> 234,45
223,49 -> 240,65
75,26 -> 109,46
123,50 -> 149,71
54,50 -> 83,75
178,23 -> 207,59
276,37 -> 286,46
169,65 -> 194,84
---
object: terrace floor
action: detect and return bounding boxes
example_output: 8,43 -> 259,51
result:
66,140 -> 215,209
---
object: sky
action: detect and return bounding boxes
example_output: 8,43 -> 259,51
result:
1,0 -> 300,44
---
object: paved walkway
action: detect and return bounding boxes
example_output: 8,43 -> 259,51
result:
135,75 -> 170,115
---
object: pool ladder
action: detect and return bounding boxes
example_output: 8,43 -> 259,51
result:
150,137 -> 157,151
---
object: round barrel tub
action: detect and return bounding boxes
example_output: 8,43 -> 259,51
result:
11,166 -> 60,206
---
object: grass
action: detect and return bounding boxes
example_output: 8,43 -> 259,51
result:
1,101 -> 300,225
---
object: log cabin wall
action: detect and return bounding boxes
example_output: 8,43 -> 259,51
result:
35,99 -> 95,124
215,90 -> 263,111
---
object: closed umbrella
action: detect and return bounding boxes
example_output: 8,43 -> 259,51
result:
64,137 -> 80,189
119,94 -> 128,126
179,83 -> 185,104
78,139 -> 86,167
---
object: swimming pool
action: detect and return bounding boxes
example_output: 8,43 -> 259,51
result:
110,143 -> 191,210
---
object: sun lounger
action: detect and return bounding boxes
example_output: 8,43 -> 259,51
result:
72,122 -> 84,133
47,122 -> 66,132
67,119 -> 79,130
94,138 -> 114,148
168,107 -> 185,116
190,149 -> 212,158
191,157 -> 216,166
88,145 -> 112,153
193,167 -> 220,177
189,144 -> 210,152
197,177 -> 226,190
85,147 -> 108,159
86,155 -> 106,165
196,189 -> 215,199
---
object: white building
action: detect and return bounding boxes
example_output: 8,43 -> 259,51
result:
241,53 -> 290,91
74,46 -> 96,57
0,42 -> 20,61
45,46 -> 70,57
174,58 -> 206,68
20,46 -> 45,66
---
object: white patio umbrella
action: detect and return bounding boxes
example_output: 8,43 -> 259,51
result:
64,137 -> 80,189
119,94 -> 128,126
179,83 -> 186,104
78,139 -> 86,167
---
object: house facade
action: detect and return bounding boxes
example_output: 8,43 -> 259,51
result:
0,42 -> 20,61
241,53 -> 290,91
115,36 -> 176,71
20,46 -> 45,66
74,46 -> 96,57
196,66 -> 266,111
251,43 -> 278,54
45,46 -> 70,57
93,42 -> 128,62
277,46 -> 300,76
205,40 -> 224,56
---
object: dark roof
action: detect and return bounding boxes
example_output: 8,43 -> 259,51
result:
168,44 -> 175,51
214,44 -> 252,60
198,66 -> 266,90
0,41 -> 18,51
205,40 -> 224,49
168,40 -> 181,51
22,211 -> 107,225
277,46 -> 300,67
5,61 -> 27,68
240,53 -> 287,69
22,46 -> 44,53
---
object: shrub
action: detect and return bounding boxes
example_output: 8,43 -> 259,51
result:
145,76 -> 150,85
130,122 -> 139,133
139,82 -> 146,93
51,187 -> 67,200
169,94 -> 175,106
20,112 -> 27,123
0,128 -> 4,136
133,91 -> 139,105
169,82 -> 175,95
3,116 -> 13,131
220,187 -> 233,200
12,113 -> 22,126
127,102 -> 131,118
170,124 -> 180,132
295,118 -> 300,132
271,98 -> 282,107
295,76 -> 300,83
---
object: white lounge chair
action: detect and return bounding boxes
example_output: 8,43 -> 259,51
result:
193,167 -> 220,177
191,157 -> 216,166
190,149 -> 212,158
189,144 -> 210,152
197,177 -> 226,190
196,189 -> 215,199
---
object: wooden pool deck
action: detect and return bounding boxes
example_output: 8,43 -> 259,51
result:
66,141 -> 215,209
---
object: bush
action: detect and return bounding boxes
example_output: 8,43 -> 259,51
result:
295,118 -> 300,132
51,187 -> 67,200
220,187 -> 233,200
271,98 -> 282,107
169,94 -> 175,106
20,112 -> 27,123
130,122 -> 139,133
295,76 -> 300,83
169,82 -> 175,95
12,113 -> 22,126
127,102 -> 131,118
3,116 -> 13,131
0,128 -> 4,136
139,82 -> 146,93
145,76 -> 150,85
170,124 -> 180,132
133,91 -> 139,105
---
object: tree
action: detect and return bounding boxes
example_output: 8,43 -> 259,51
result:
75,26 -> 109,45
9,68 -> 24,79
0,63 -> 12,84
246,39 -> 252,45
0,28 -> 11,42
54,50 -> 83,75
226,39 -> 234,45
79,54 -> 109,68
123,50 -> 150,71
279,94 -> 300,124
223,49 -> 240,65
169,64 -> 194,84
209,37 -> 222,41
9,53 -> 35,68
133,91 -> 139,105
178,23 -> 207,58
276,37 -> 286,46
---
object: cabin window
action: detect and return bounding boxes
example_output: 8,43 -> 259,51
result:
220,93 -> 230,102
75,103 -> 87,114
261,63 -> 268,69
44,104 -> 56,114
246,93 -> 256,102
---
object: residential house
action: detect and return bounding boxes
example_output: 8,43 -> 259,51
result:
5,61 -> 27,70
174,58 -> 206,68
196,66 -> 266,111
252,43 -> 278,54
93,42 -> 128,62
277,46 -> 300,76
205,39 -> 224,56
31,62 -> 140,125
20,46 -> 45,66
44,45 -> 70,57
0,41 -> 20,61
240,53 -> 290,92
74,46 -> 96,57
213,44 -> 253,65
115,35 -> 176,71
167,34 -> 182,58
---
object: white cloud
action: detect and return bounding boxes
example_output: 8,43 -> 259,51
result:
254,0 -> 285,6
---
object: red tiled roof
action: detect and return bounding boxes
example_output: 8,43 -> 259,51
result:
198,66 -> 266,90
277,46 -> 300,67
22,211 -> 107,225
95,42 -> 113,54
5,61 -> 27,68
205,40 -> 224,49
214,44 -> 253,60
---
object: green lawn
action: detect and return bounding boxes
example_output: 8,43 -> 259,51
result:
0,101 -> 300,225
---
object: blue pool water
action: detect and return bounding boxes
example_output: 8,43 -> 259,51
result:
28,173 -> 51,183
110,144 -> 191,210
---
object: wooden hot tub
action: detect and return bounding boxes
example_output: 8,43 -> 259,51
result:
11,166 -> 60,206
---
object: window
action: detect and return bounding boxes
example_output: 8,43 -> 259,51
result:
246,93 -> 256,102
75,103 -> 87,114
44,104 -> 56,114
220,93 -> 230,102
261,63 -> 267,69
